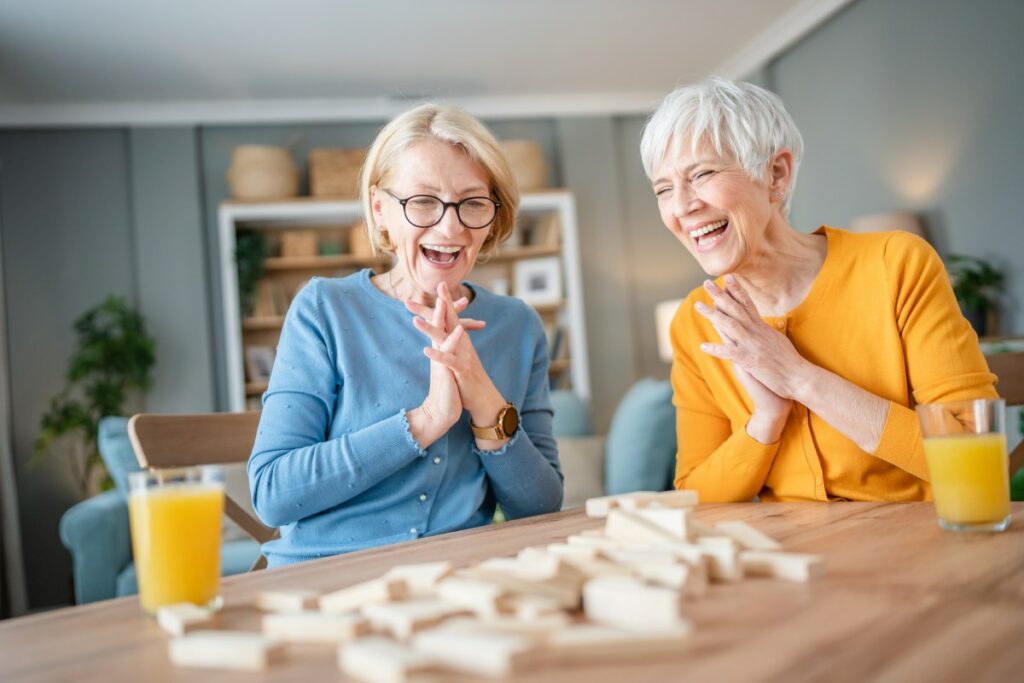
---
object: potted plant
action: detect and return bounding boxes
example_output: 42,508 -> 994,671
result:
945,254 -> 1004,337
33,296 -> 156,496
235,230 -> 267,317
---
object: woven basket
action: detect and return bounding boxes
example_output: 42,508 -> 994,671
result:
500,140 -> 550,191
227,145 -> 299,200
309,148 -> 366,199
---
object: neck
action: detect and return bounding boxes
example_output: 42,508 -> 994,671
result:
378,267 -> 465,306
730,217 -> 827,317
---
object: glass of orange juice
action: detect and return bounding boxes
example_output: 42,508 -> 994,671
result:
916,398 -> 1011,532
128,466 -> 225,614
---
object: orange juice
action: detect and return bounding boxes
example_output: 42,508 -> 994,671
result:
923,433 -> 1010,526
128,484 -> 224,613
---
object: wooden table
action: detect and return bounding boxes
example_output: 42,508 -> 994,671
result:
2,502 -> 1023,682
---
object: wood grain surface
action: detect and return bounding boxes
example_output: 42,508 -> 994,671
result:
2,502 -> 1022,682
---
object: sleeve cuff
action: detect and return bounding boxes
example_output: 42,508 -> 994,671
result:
397,409 -> 429,458
472,426 -> 523,458
872,401 -> 929,481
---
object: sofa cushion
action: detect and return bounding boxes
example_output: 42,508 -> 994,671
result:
605,379 -> 676,495
98,416 -> 142,498
550,390 -> 592,437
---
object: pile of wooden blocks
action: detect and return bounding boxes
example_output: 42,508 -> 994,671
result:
162,490 -> 825,679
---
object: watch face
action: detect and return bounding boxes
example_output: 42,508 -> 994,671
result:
500,405 -> 519,435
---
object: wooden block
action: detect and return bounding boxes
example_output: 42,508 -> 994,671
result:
320,578 -> 408,614
504,594 -> 566,621
543,543 -> 601,560
435,577 -> 513,617
383,561 -> 455,596
633,507 -> 692,540
541,623 -> 693,665
156,603 -> 215,637
740,550 -> 825,582
584,491 -> 658,518
715,520 -> 783,550
584,577 -> 688,632
361,599 -> 470,640
560,555 -> 635,580
168,631 -> 285,671
411,625 -> 541,677
262,611 -> 370,643
255,589 -> 320,613
339,636 -> 444,683
616,489 -> 699,511
457,567 -> 581,610
606,509 -> 685,547
696,536 -> 743,582
442,612 -> 571,636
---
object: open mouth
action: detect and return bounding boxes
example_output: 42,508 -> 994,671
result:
690,219 -> 729,251
420,244 -> 463,267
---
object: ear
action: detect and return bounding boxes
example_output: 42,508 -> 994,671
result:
370,185 -> 385,227
768,149 -> 794,197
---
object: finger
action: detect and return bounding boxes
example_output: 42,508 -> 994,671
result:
699,342 -> 733,359
405,299 -> 434,319
460,318 -> 486,331
440,324 -> 465,353
695,302 -> 742,343
412,316 -> 448,346
432,295 -> 447,329
703,279 -> 753,323
723,274 -> 760,321
423,346 -> 458,368
437,282 -> 460,331
452,296 -> 470,313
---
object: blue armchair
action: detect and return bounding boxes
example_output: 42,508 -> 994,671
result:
59,417 -> 261,604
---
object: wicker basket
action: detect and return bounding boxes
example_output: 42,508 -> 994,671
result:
500,140 -> 550,191
309,148 -> 366,199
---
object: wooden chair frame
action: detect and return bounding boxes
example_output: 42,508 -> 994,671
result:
127,411 -> 276,571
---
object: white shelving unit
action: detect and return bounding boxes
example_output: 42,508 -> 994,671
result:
218,190 -> 590,411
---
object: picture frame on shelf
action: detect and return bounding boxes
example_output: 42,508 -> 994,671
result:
513,256 -> 562,305
245,345 -> 276,382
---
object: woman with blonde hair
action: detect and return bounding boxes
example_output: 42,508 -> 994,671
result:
249,104 -> 563,566
642,77 -> 996,503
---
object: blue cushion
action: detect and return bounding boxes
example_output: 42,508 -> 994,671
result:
605,379 -> 676,495
115,539 -> 263,597
550,390 -> 592,437
98,416 -> 142,497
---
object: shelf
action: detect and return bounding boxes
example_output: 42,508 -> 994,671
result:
531,300 -> 566,317
489,245 -> 560,263
243,316 -> 285,331
263,254 -> 391,271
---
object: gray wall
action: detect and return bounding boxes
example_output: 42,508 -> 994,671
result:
0,130 -> 137,608
770,0 -> 1024,334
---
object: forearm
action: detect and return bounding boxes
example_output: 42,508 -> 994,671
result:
792,364 -> 891,454
677,426 -> 781,502
249,410 -> 426,527
477,420 -> 563,518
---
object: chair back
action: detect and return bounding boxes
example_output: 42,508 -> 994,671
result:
988,350 -> 1024,477
127,411 -> 275,570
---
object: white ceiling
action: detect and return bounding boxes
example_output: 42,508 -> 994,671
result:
0,0 -> 852,125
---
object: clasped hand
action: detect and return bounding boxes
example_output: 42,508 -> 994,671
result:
405,283 -> 505,441
695,275 -> 812,426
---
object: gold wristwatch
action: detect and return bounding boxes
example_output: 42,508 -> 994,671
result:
471,402 -> 519,440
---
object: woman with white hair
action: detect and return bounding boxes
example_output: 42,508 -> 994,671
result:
248,104 -> 563,566
641,77 -> 996,502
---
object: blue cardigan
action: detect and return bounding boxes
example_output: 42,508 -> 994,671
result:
248,269 -> 563,566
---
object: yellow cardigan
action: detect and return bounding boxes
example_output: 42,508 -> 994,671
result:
670,226 -> 997,502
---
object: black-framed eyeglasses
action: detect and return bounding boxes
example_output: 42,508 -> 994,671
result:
384,189 -> 500,230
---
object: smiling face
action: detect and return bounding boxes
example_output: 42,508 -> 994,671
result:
652,142 -> 785,277
371,140 -> 494,301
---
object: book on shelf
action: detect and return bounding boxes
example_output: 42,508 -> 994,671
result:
525,213 -> 561,247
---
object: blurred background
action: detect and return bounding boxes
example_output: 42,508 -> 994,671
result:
1,0 -> 1021,615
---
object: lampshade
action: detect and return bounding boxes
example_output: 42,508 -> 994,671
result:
847,211 -> 926,238
656,298 -> 684,363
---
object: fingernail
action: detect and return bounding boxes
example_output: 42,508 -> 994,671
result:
703,279 -> 714,289
700,343 -> 711,351
725,274 -> 735,284
695,302 -> 708,312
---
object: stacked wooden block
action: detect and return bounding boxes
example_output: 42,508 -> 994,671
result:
162,490 -> 825,678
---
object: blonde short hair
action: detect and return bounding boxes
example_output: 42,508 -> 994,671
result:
640,77 -> 804,215
359,103 -> 519,258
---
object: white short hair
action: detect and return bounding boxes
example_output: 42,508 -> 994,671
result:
640,77 -> 804,214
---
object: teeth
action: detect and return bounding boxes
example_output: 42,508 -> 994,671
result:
689,220 -> 728,239
422,244 -> 462,254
